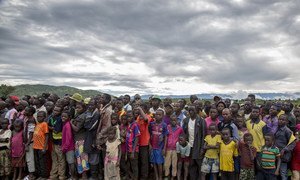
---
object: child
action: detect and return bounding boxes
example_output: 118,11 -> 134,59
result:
125,111 -> 140,180
61,111 -> 76,180
176,134 -> 190,180
263,105 -> 279,134
149,109 -> 168,180
33,111 -> 49,179
104,126 -> 121,180
238,133 -> 257,180
0,118 -> 12,180
219,127 -> 238,180
24,106 -> 36,179
111,113 -> 120,139
291,128 -> 300,180
119,114 -> 128,179
11,119 -> 25,180
71,102 -> 89,179
235,115 -> 248,140
164,114 -> 183,179
201,123 -> 221,180
274,114 -> 296,180
48,106 -> 66,180
256,133 -> 281,180
205,106 -> 220,133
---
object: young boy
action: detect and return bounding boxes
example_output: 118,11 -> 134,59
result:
0,118 -> 12,180
176,134 -> 191,180
274,114 -> 296,180
33,111 -> 49,179
201,123 -> 221,180
149,109 -> 168,180
164,114 -> 183,179
256,133 -> 281,180
48,106 -> 66,180
238,133 -> 257,180
219,127 -> 238,180
125,111 -> 140,180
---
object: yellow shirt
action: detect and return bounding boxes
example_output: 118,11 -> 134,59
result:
277,110 -> 285,118
246,120 -> 266,152
220,140 -> 238,172
204,134 -> 221,159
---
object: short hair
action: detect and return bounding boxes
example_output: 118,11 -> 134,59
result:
252,106 -> 260,111
62,110 -> 71,117
264,132 -> 274,140
107,126 -> 117,134
155,109 -> 165,115
124,94 -> 130,100
179,133 -> 187,139
37,111 -> 47,117
26,106 -> 36,115
243,133 -> 253,141
14,119 -> 23,127
103,93 -> 112,103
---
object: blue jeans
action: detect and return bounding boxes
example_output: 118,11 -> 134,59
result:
280,162 -> 288,180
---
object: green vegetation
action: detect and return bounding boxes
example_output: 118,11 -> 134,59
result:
7,84 -> 101,98
0,84 -> 16,99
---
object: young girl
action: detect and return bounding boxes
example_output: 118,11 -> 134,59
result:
11,119 -> 25,180
104,126 -> 121,180
62,111 -> 76,180
33,111 -> 49,179
292,128 -> 300,180
111,113 -> 120,139
0,118 -> 12,180
235,115 -> 248,141
71,102 -> 89,179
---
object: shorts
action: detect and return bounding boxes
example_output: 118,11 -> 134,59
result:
201,157 -> 219,174
66,150 -> 75,164
178,156 -> 190,163
234,156 -> 240,173
150,149 -> 164,165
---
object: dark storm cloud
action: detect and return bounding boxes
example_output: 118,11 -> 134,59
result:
0,0 -> 299,93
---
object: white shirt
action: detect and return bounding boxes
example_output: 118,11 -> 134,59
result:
123,104 -> 132,112
188,118 -> 196,147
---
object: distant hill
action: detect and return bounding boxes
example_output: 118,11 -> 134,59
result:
10,84 -> 101,98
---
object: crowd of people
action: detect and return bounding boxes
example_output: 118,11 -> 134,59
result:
0,92 -> 300,180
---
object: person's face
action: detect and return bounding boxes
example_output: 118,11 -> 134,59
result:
236,119 -> 244,129
221,129 -> 230,142
269,106 -> 278,116
188,107 -> 196,117
152,99 -> 160,107
75,104 -> 84,114
230,104 -> 239,114
0,102 -> 6,111
111,115 -> 118,125
251,109 -> 260,119
127,112 -> 134,123
88,100 -> 96,111
179,137 -> 186,145
165,106 -> 173,115
121,115 -> 127,125
5,98 -> 14,107
225,99 -> 231,108
134,95 -> 141,102
123,96 -> 130,104
278,115 -> 287,127
244,136 -> 253,146
210,108 -> 218,119
244,101 -> 252,111
53,106 -> 62,116
209,126 -> 217,135
0,120 -> 9,129
155,111 -> 164,122
174,103 -> 181,112
14,123 -> 22,132
37,112 -> 45,123
45,102 -> 54,112
115,100 -> 123,110
190,96 -> 197,104
61,113 -> 69,122
170,117 -> 177,126
264,136 -> 273,147
108,131 -> 116,140
24,107 -> 33,116
217,103 -> 225,112
294,108 -> 300,117
178,100 -> 185,109
222,110 -> 231,121
16,104 -> 25,112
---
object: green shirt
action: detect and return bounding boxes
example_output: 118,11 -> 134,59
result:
261,145 -> 280,169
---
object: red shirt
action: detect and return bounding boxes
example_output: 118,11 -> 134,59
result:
136,115 -> 151,146
292,141 -> 300,171
126,122 -> 141,153
238,141 -> 257,169
166,125 -> 183,150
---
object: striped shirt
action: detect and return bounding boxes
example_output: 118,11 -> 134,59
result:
261,145 -> 280,169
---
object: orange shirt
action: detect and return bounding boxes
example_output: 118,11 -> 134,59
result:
33,122 -> 49,150
136,114 -> 152,146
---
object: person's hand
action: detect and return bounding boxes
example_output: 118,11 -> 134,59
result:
25,145 -> 29,152
275,170 -> 279,176
280,149 -> 285,157
41,149 -> 46,154
116,161 -> 120,167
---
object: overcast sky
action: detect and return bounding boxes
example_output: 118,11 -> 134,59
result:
0,0 -> 300,96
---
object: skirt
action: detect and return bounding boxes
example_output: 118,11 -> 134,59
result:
75,140 -> 90,174
11,156 -> 25,167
